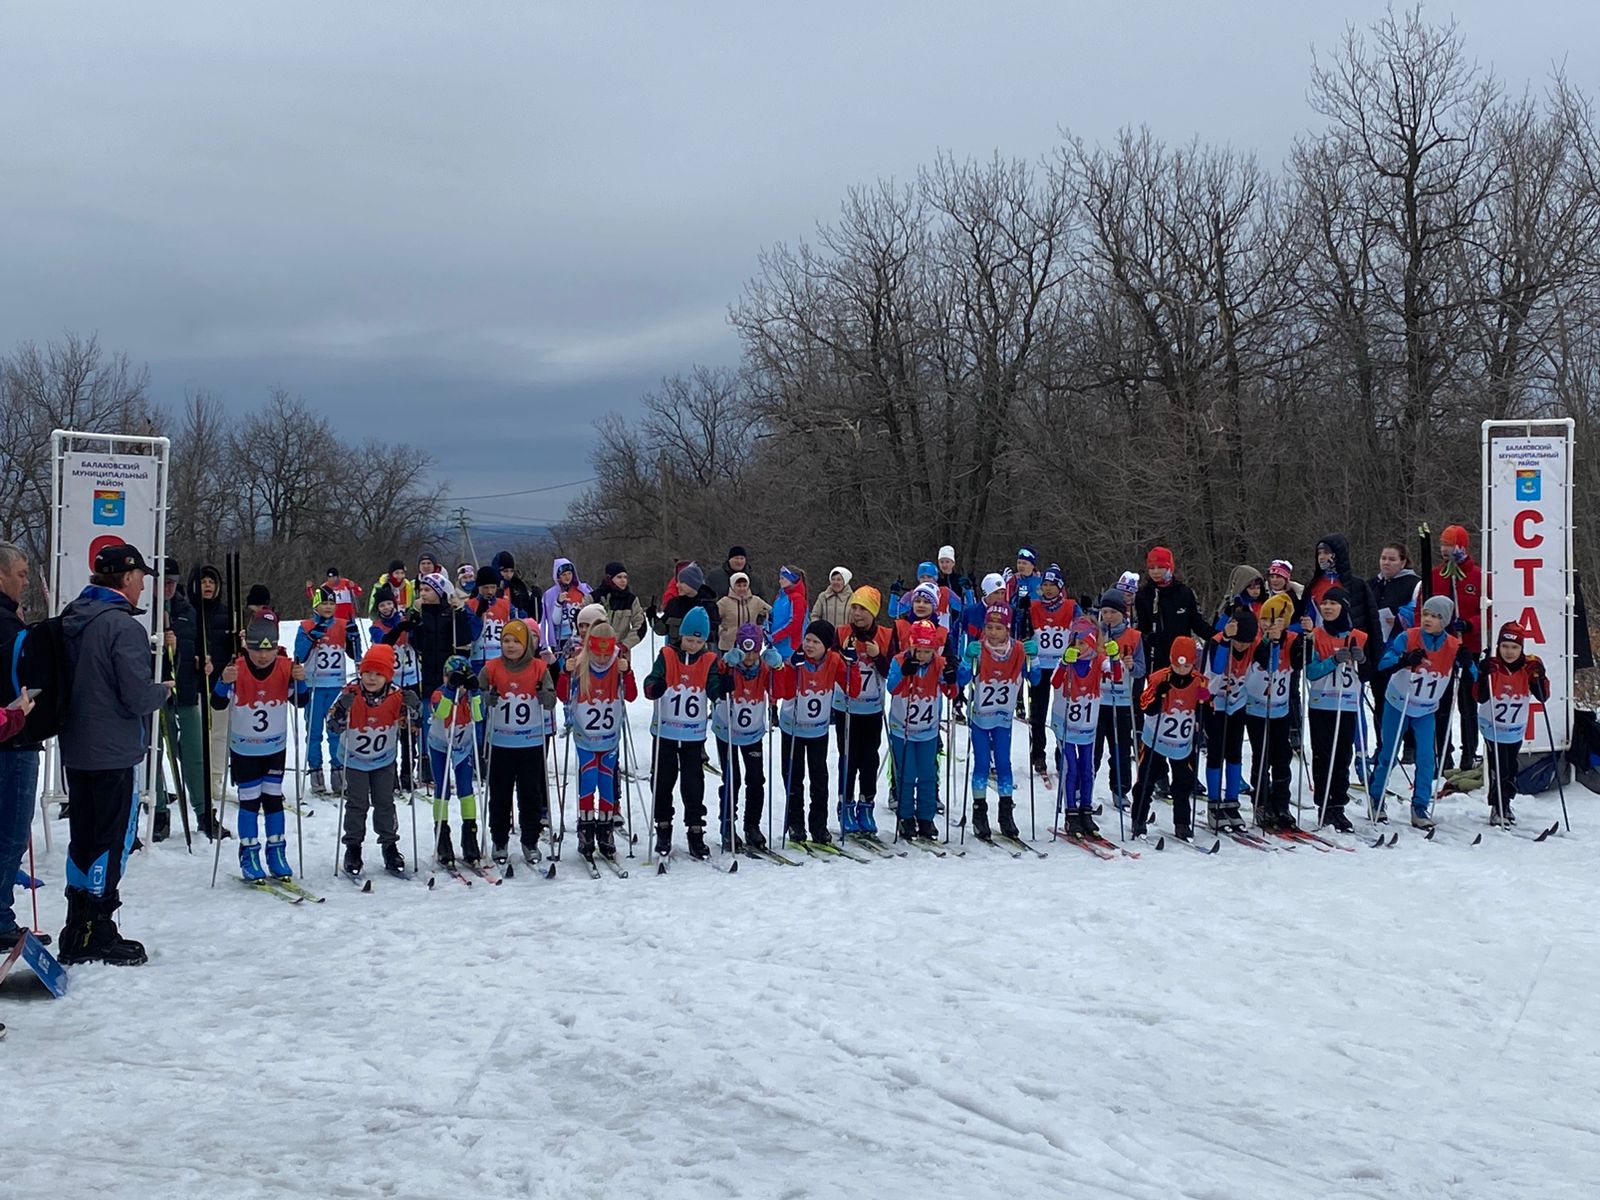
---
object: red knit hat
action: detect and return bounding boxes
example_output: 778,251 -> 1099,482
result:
360,644 -> 396,681
1147,546 -> 1175,571
1442,525 -> 1470,550
1496,622 -> 1525,646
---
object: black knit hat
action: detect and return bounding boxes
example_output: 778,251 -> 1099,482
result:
805,619 -> 836,651
246,583 -> 272,607
604,561 -> 626,578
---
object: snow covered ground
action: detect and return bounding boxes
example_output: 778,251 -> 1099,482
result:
6,642 -> 1598,1199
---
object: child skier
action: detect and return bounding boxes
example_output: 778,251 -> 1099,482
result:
1027,564 -> 1078,781
327,644 -> 421,877
305,567 -> 364,657
772,620 -> 859,845
369,585 -> 421,789
957,603 -> 1038,841
886,619 -> 955,842
1094,589 -> 1144,810
1203,607 -> 1257,832
295,585 -> 349,795
1243,592 -> 1303,831
1367,595 -> 1473,828
467,565 -> 520,671
835,587 -> 894,834
711,622 -> 782,848
559,621 -> 638,862
642,605 -> 726,859
428,655 -> 485,867
541,557 -> 592,659
1129,636 -> 1203,841
1474,622 -> 1549,826
213,619 -> 309,880
1304,588 -> 1367,833
1050,628 -> 1111,838
480,619 -> 557,866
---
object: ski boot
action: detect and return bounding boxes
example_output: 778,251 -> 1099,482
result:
308,771 -> 328,797
784,825 -> 809,846
264,835 -> 293,879
330,767 -> 345,795
741,823 -> 767,850
838,798 -> 861,835
915,818 -> 940,842
596,820 -> 620,860
1410,806 -> 1435,831
1325,806 -> 1354,834
971,795 -> 991,841
436,823 -> 457,867
492,840 -> 509,866
1079,807 -> 1100,838
1275,801 -> 1299,832
897,818 -> 919,842
521,837 -> 543,864
807,822 -> 834,846
997,797 -> 1019,839
460,819 -> 483,865
857,799 -> 878,835
198,807 -> 232,840
1113,793 -> 1129,812
381,842 -> 406,875
1222,801 -> 1247,831
58,897 -> 146,967
343,844 -> 363,877
654,822 -> 673,857
577,822 -> 597,859
1206,802 -> 1227,833
152,809 -> 170,843
687,826 -> 710,860
239,839 -> 266,881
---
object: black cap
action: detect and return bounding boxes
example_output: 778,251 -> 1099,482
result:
387,559 -> 405,573
326,566 -> 339,578
93,543 -> 151,574
604,561 -> 625,578
1231,609 -> 1260,642
243,619 -> 278,651
728,545 -> 747,560
162,556 -> 182,578
246,583 -> 272,607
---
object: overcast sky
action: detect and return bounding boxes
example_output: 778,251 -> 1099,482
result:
2,2 -> 1592,531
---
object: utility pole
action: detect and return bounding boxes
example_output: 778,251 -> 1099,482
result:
455,506 -> 477,570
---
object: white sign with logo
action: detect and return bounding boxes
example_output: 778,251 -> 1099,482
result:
55,448 -> 163,634
1483,425 -> 1573,749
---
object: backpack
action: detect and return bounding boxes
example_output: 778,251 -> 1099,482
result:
9,609 -> 114,746
7,616 -> 67,745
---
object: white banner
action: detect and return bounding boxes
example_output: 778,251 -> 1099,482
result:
57,450 -> 162,634
1485,431 -> 1572,749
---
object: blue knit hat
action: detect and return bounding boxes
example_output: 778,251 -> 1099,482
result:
1043,564 -> 1065,588
917,560 -> 938,581
680,606 -> 711,640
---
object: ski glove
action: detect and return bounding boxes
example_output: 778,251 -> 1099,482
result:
761,647 -> 782,670
963,641 -> 982,665
1104,639 -> 1118,659
723,647 -> 745,668
1022,638 -> 1039,657
1350,645 -> 1366,665
1399,648 -> 1427,669
1334,648 -> 1353,665
447,668 -> 478,690
1063,647 -> 1080,664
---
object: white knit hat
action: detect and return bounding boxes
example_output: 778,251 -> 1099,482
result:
937,545 -> 956,562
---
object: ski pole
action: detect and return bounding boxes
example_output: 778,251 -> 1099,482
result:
27,836 -> 40,936
406,712 -> 418,874
1541,703 -> 1571,832
1427,665 -> 1462,819
291,699 -> 306,878
958,684 -> 973,845
1373,675 -> 1414,823
335,726 -> 348,877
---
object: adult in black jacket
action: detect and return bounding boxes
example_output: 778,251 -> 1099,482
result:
390,575 -> 471,787
1133,546 -> 1211,672
648,562 -> 722,650
1309,534 -> 1384,656
705,546 -> 766,599
154,558 -> 205,841
188,562 -> 234,836
491,550 -> 539,624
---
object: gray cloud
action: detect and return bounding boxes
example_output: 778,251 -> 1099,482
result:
3,0 -> 1592,519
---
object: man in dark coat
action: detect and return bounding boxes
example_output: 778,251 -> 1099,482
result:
58,543 -> 173,965
153,557 -> 205,842
1133,546 -> 1212,794
492,550 -> 539,624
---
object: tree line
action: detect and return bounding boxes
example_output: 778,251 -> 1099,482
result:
0,333 -> 443,613
558,8 -> 1600,607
